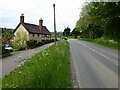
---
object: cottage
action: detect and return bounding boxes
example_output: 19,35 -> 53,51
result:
13,14 -> 51,43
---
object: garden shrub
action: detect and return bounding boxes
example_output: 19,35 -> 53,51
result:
2,46 -> 11,58
26,40 -> 37,49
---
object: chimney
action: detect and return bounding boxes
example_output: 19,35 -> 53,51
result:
39,18 -> 43,30
20,13 -> 24,24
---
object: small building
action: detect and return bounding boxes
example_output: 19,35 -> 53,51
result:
13,14 -> 51,43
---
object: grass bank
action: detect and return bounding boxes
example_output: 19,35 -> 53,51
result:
2,40 -> 71,88
79,38 -> 120,50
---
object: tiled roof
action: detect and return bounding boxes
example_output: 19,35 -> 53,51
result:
14,23 -> 51,35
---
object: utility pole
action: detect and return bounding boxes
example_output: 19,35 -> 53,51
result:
53,3 -> 56,44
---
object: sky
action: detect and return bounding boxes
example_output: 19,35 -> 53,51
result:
0,0 -> 90,32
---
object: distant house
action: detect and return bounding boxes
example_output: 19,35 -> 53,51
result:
13,14 -> 51,42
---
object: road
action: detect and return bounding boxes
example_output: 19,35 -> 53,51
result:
1,43 -> 54,78
68,39 -> 119,88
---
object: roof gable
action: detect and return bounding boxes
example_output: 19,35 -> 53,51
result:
13,23 -> 21,33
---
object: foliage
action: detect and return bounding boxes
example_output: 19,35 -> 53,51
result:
2,28 -> 13,44
63,27 -> 71,37
26,39 -> 55,49
2,28 -> 13,57
0,79 -> 1,90
49,39 -> 54,42
62,36 -> 68,40
56,32 -> 62,38
12,31 -> 29,50
2,28 -> 13,38
26,40 -> 38,49
70,27 -> 81,38
2,40 -> 71,88
76,2 -> 120,41
79,37 -> 119,50
2,45 -> 11,58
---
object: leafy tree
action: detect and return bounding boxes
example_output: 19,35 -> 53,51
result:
71,27 -> 81,38
2,28 -> 13,44
75,2 -> 120,41
13,31 -> 29,50
63,27 -> 71,37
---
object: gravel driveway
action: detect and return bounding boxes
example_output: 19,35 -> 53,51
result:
1,43 -> 54,78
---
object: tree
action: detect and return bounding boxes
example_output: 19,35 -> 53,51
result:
2,28 -> 13,44
12,31 -> 29,50
71,27 -> 80,38
63,27 -> 71,37
75,2 -> 120,41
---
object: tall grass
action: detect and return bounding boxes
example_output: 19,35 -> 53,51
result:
2,40 -> 71,88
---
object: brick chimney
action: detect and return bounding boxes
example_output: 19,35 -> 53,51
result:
20,13 -> 24,24
39,18 -> 43,30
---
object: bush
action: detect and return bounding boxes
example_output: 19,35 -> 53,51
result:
42,40 -> 53,44
77,36 -> 80,39
49,39 -> 58,43
62,37 -> 68,40
36,42 -> 44,46
26,39 -> 55,49
2,46 -> 11,58
50,39 -> 54,42
26,40 -> 37,49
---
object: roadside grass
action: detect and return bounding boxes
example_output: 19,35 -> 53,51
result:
0,79 -> 1,90
2,40 -> 71,88
79,38 -> 120,50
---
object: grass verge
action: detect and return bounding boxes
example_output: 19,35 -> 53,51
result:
2,40 -> 71,88
0,79 -> 1,90
79,38 -> 120,50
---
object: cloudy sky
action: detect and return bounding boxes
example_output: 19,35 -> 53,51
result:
0,0 -> 90,32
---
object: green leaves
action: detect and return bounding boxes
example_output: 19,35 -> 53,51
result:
76,2 -> 120,41
63,27 -> 71,37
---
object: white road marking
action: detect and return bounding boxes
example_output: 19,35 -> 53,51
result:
79,42 -> 118,66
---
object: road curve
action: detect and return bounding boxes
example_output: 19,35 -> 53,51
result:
68,39 -> 118,88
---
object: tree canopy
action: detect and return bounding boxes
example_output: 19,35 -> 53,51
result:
70,27 -> 81,38
63,27 -> 71,37
75,2 -> 120,41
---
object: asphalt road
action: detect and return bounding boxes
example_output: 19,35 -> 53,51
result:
68,39 -> 119,88
1,43 -> 54,78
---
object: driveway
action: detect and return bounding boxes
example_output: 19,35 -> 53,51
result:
68,39 -> 118,88
1,43 -> 54,78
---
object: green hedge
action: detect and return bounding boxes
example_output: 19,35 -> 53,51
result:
26,39 -> 55,49
2,46 -> 11,58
